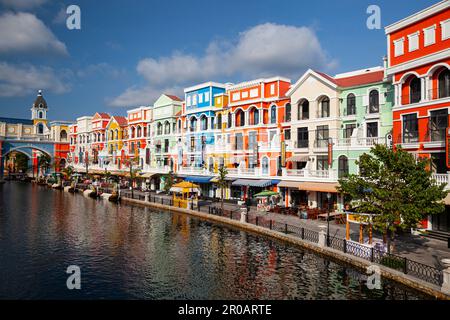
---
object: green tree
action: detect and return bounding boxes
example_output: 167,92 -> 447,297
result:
38,154 -> 51,177
62,165 -> 74,181
217,166 -> 228,213
14,152 -> 29,173
163,171 -> 175,193
126,156 -> 141,198
338,144 -> 448,253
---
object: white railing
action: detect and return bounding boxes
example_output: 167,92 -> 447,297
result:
431,173 -> 449,186
284,168 -> 337,181
335,137 -> 386,147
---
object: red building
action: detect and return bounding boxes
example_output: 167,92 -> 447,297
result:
386,0 -> 450,233
91,112 -> 110,163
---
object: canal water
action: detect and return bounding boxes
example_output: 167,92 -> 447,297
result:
0,182 -> 431,299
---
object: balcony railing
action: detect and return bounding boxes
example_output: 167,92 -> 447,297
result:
314,139 -> 329,148
431,173 -> 448,186
284,168 -> 337,181
335,137 -> 386,147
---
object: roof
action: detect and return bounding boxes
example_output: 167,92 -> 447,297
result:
113,116 -> 128,126
33,91 -> 48,109
333,70 -> 385,88
165,94 -> 182,102
97,112 -> 110,119
0,117 -> 33,125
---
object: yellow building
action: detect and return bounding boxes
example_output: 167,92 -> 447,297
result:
105,116 -> 128,167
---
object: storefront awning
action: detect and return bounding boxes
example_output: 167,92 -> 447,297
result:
232,179 -> 277,188
210,177 -> 236,183
139,173 -> 155,178
278,180 -> 302,188
298,182 -> 339,193
287,155 -> 309,162
184,176 -> 213,184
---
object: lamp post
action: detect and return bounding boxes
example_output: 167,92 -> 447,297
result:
326,192 -> 331,246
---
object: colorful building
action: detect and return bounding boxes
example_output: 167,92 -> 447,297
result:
91,112 -> 111,167
105,116 -> 128,170
385,0 -> 450,233
127,106 -> 151,168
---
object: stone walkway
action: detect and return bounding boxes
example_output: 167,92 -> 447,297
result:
119,189 -> 450,270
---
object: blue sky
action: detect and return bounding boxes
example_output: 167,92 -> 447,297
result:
0,0 -> 440,121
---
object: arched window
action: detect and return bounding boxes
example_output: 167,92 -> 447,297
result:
439,69 -> 450,98
131,127 -> 136,138
60,130 -> 67,142
190,117 -> 197,132
236,110 -> 245,127
227,113 -> 232,128
137,126 -> 142,137
338,155 -> 349,178
320,97 -> 330,118
38,111 -> 43,119
298,99 -> 309,120
346,94 -> 356,115
208,157 -> 214,172
200,115 -> 208,130
37,123 -> 44,134
217,114 -> 222,129
270,105 -> 277,124
369,90 -> 379,113
164,121 -> 170,134
262,157 -> 269,175
157,122 -> 163,135
410,77 -> 421,103
250,108 -> 259,125
285,103 -> 291,122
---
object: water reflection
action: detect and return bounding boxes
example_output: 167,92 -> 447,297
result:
0,182 -> 431,300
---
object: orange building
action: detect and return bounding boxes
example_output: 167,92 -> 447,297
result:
386,0 -> 450,232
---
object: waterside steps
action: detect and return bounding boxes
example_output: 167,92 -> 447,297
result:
423,230 -> 450,242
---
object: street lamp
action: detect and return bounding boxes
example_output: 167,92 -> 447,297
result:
326,192 -> 331,246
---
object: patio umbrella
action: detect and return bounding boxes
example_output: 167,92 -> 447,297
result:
254,190 -> 280,198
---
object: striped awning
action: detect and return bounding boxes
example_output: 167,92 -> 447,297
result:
232,179 -> 277,187
298,182 -> 339,193
287,155 -> 309,162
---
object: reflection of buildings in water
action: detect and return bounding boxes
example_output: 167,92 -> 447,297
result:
171,213 -> 190,241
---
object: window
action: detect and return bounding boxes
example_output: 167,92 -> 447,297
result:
190,117 -> 197,132
270,84 -> 275,95
232,92 -> 240,101
38,111 -> 43,119
403,114 -> 419,143
338,156 -> 349,178
317,155 -> 329,171
344,124 -> 356,139
262,157 -> 269,175
285,103 -> 291,122
315,125 -> 329,148
137,126 -> 142,137
297,127 -> 308,148
235,133 -> 243,150
408,32 -> 419,52
157,123 -> 162,135
200,116 -> 208,131
164,122 -> 170,135
410,77 -> 421,103
298,100 -> 309,120
242,91 -> 248,98
236,110 -> 245,127
204,92 -> 210,102
429,109 -> 448,142
217,114 -> 222,129
284,129 -> 291,140
394,38 -> 404,56
369,90 -> 379,113
190,137 -> 195,152
250,88 -> 258,98
439,69 -> 450,98
441,19 -> 450,40
320,97 -> 330,118
37,123 -> 44,134
187,96 -> 191,106
250,108 -> 259,125
346,94 -> 356,116
248,132 -> 257,150
227,113 -> 232,128
198,93 -> 203,103
366,122 -> 378,138
270,105 -> 276,124
424,25 -> 436,46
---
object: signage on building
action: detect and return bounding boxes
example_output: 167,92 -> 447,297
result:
327,138 -> 333,166
446,128 -> 450,169
281,141 -> 286,167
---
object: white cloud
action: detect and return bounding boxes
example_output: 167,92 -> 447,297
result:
0,11 -> 68,55
110,85 -> 183,108
0,0 -> 48,10
0,62 -> 70,97
52,6 -> 67,25
110,23 -> 336,107
76,63 -> 125,79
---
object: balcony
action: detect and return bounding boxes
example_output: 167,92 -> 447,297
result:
335,137 -> 386,148
283,168 -> 338,181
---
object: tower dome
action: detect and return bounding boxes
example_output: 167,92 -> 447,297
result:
33,90 -> 48,109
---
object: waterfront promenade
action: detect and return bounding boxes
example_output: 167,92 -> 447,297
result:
117,189 -> 450,272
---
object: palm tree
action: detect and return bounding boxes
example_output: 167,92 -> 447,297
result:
217,166 -> 228,214
62,165 -> 74,182
163,171 -> 175,193
127,156 -> 141,198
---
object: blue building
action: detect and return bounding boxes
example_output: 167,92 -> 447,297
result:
182,82 -> 227,169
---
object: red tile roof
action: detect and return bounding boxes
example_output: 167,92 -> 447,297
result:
165,94 -> 182,101
315,70 -> 384,88
113,116 -> 128,126
98,112 -> 110,119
